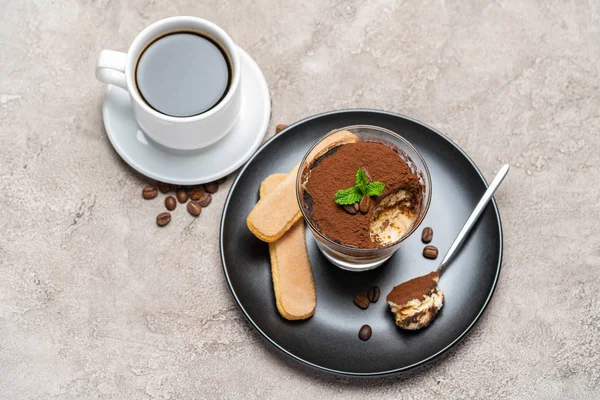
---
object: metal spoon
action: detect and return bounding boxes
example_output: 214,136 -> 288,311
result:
436,163 -> 510,274
387,164 -> 510,330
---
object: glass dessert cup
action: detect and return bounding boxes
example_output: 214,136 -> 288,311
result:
296,125 -> 432,271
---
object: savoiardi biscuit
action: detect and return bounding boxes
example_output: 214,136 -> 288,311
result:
260,173 -> 316,320
247,163 -> 302,242
247,129 -> 358,242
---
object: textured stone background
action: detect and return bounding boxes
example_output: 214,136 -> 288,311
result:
1,1 -> 599,399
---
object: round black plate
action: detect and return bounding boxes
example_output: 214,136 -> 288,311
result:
220,110 -> 503,376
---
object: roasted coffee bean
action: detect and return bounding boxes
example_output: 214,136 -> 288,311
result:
156,212 -> 171,226
367,286 -> 380,303
359,195 -> 370,213
275,124 -> 289,134
187,201 -> 202,217
197,192 -> 212,207
422,227 -> 433,243
164,196 -> 177,211
343,203 -> 359,215
354,293 -> 370,310
204,181 -> 219,194
423,245 -> 439,259
217,176 -> 227,185
142,186 -> 158,199
156,182 -> 171,194
176,189 -> 188,203
358,325 -> 372,341
189,187 -> 205,201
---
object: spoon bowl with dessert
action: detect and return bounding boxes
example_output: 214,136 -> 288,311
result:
387,164 -> 509,330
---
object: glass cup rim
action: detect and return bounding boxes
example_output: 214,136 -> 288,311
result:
295,124 -> 432,252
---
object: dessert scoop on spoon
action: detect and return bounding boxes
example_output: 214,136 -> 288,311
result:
386,164 -> 510,330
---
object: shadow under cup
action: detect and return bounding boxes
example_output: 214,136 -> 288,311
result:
296,125 -> 432,271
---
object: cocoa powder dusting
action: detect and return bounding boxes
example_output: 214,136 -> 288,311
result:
304,141 -> 421,248
386,271 -> 439,305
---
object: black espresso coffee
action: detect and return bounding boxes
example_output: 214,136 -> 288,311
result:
135,31 -> 232,117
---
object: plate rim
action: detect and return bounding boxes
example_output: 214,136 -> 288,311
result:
219,109 -> 503,377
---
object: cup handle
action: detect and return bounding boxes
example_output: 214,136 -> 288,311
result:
95,50 -> 128,89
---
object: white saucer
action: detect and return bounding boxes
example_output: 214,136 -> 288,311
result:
102,47 -> 271,185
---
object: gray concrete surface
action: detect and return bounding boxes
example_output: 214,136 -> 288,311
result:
1,1 -> 599,399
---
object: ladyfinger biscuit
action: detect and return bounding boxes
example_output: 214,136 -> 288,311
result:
247,130 -> 358,242
247,163 -> 301,242
259,173 -> 288,198
305,129 -> 358,163
261,174 -> 316,320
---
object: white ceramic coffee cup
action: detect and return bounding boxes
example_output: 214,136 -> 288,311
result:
95,16 -> 241,151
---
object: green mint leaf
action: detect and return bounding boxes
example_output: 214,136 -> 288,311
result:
334,186 -> 363,205
355,168 -> 368,194
365,181 -> 385,197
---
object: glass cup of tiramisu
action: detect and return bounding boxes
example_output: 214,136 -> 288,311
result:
296,125 -> 431,271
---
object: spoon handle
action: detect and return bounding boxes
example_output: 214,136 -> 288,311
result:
436,164 -> 510,274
